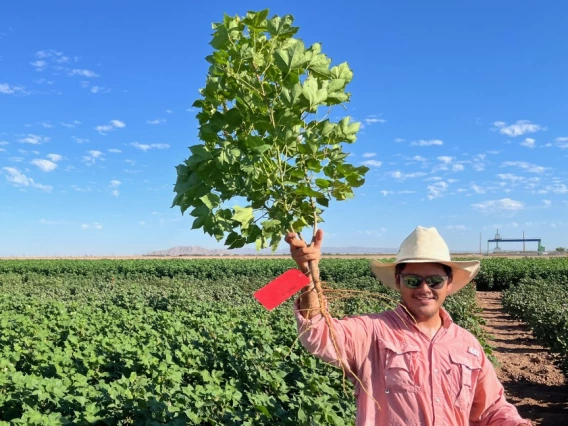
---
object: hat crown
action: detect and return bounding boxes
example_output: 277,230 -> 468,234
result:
396,226 -> 451,262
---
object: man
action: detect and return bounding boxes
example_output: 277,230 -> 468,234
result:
285,226 -> 530,426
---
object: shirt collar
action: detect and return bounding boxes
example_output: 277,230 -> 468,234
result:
394,304 -> 454,329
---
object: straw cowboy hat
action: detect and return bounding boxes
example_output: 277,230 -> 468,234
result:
370,226 -> 480,295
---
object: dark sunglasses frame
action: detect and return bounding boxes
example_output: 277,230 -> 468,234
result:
399,274 -> 449,289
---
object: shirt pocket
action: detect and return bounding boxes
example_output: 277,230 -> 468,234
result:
449,352 -> 482,409
380,341 -> 421,393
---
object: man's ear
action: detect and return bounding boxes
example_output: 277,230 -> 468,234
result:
447,276 -> 453,291
395,274 -> 401,290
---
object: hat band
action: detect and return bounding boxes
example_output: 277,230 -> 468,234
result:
396,257 -> 452,263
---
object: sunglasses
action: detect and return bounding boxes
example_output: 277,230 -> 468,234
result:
399,274 -> 448,289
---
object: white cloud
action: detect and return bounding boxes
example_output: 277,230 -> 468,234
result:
39,219 -> 66,225
437,156 -> 453,164
542,200 -> 552,208
380,190 -> 394,196
362,152 -> 376,158
412,155 -> 426,162
90,86 -> 110,94
110,180 -> 121,187
95,119 -> 125,135
555,137 -> 568,149
108,148 -> 122,153
391,171 -> 427,179
39,121 -> 54,129
538,183 -> 568,194
394,138 -> 406,143
472,198 -> 524,213
2,167 -> 52,191
0,83 -> 29,95
111,190 -> 120,197
166,109 -> 173,114
363,115 -> 386,125
81,222 -> 103,230
452,164 -> 464,172
471,184 -> 485,194
68,69 -> 99,78
83,150 -> 103,165
147,118 -> 166,125
34,78 -> 54,85
496,173 -> 524,182
359,228 -> 387,237
362,160 -> 382,167
72,136 -> 89,144
501,161 -> 547,174
31,159 -> 57,172
0,141 -> 8,146
71,185 -> 91,192
411,139 -> 443,147
30,60 -> 47,71
17,134 -> 50,145
520,137 -> 535,148
47,153 -> 62,162
446,225 -> 467,231
427,181 -> 448,200
130,142 -> 170,151
61,121 -> 82,128
492,120 -> 544,137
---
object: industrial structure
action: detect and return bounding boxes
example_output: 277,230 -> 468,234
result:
486,230 -> 545,254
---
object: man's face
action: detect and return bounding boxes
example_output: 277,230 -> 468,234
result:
395,262 -> 453,322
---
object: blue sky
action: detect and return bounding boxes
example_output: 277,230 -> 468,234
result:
1,1 -> 567,256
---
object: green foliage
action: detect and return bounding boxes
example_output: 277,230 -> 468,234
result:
472,257 -> 568,291
172,9 -> 368,250
0,258 -> 485,424
556,247 -> 565,252
502,277 -> 568,374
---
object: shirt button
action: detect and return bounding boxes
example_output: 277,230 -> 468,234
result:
436,397 -> 441,403
434,369 -> 439,374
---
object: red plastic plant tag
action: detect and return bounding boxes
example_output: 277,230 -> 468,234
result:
254,269 -> 311,311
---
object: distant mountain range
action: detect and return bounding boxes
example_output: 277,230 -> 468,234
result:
144,245 -> 399,257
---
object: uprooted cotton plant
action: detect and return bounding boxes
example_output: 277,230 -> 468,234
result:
172,8 -> 396,408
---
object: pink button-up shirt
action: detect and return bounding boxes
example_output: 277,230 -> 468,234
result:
295,302 -> 530,426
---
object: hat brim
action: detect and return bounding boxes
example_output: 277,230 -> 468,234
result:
370,259 -> 480,295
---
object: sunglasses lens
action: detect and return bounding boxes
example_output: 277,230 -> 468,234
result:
425,275 -> 446,288
402,275 -> 422,288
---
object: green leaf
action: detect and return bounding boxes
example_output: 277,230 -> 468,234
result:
302,76 -> 327,109
331,62 -> 354,82
200,193 -> 220,209
189,145 -> 212,160
267,14 -> 298,37
274,40 -> 307,74
232,206 -> 253,225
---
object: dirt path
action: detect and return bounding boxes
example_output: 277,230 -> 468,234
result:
476,291 -> 568,425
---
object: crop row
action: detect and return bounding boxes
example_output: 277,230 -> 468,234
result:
502,277 -> 568,374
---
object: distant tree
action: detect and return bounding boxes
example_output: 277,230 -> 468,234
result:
556,247 -> 565,252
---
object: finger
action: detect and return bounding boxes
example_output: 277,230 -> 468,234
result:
312,229 -> 324,249
284,232 -> 297,244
